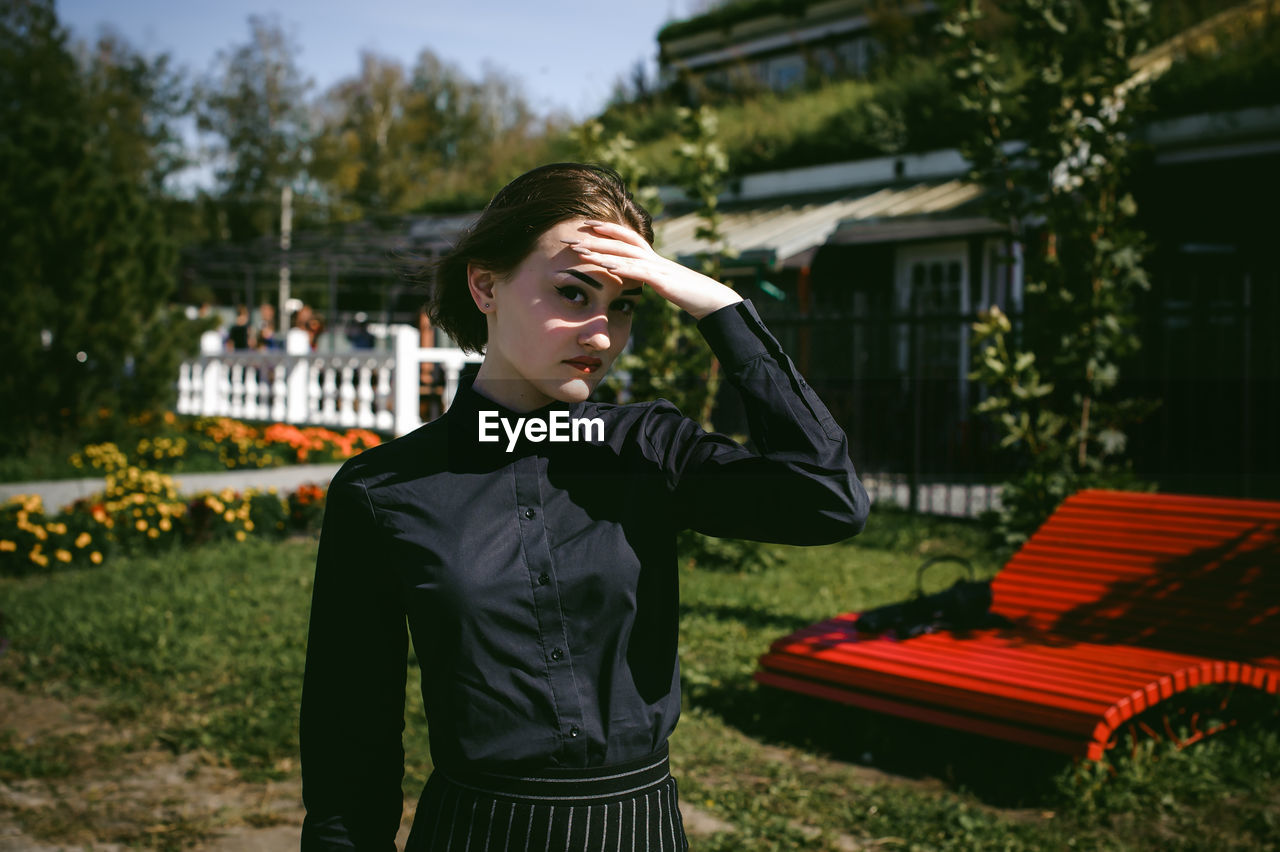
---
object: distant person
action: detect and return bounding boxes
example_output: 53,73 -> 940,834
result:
227,304 -> 254,351
198,303 -> 225,355
286,306 -> 313,355
346,312 -> 375,350
257,302 -> 280,351
299,163 -> 869,851
306,312 -> 327,350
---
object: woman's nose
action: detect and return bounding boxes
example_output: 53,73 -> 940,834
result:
578,314 -> 611,350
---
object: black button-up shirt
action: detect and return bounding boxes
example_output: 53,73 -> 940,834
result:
300,300 -> 869,849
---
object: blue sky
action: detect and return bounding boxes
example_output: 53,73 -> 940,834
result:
57,0 -> 694,120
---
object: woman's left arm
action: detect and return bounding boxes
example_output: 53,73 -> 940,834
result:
569,222 -> 870,545
300,466 -> 408,850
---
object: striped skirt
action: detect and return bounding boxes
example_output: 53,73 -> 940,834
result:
405,746 -> 688,851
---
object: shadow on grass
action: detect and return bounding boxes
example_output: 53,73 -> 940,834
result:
687,671 -> 1280,814
679,601 -> 813,635
686,676 -> 1071,807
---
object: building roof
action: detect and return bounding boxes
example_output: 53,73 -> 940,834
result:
655,179 -> 991,268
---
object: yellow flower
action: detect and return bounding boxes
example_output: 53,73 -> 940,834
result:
75,532 -> 91,548
244,520 -> 255,532
136,519 -> 148,531
234,530 -> 246,542
147,528 -> 159,539
33,526 -> 47,541
223,510 -> 235,523
159,518 -> 172,532
50,523 -> 67,535
30,550 -> 48,568
90,551 -> 103,564
55,549 -> 71,563
0,540 -> 15,552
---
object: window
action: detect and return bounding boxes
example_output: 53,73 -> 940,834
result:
767,55 -> 805,91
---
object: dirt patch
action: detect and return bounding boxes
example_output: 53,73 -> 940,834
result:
0,682 -> 309,850
1,744 -> 308,850
1,684 -> 736,850
0,684 -> 101,742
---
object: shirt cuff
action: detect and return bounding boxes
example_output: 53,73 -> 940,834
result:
696,299 -> 774,372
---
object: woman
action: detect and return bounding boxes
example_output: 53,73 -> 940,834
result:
300,163 -> 868,851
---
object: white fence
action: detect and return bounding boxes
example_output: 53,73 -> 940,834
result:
177,326 -> 483,436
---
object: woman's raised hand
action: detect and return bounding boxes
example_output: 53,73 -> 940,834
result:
563,220 -> 742,321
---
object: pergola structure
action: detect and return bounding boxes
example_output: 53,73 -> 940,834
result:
178,212 -> 479,334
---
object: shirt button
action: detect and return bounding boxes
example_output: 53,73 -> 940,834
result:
550,648 -> 564,661
569,726 -> 580,738
524,508 -> 536,520
538,572 -> 550,586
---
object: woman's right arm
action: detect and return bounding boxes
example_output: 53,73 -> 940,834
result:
300,467 -> 408,851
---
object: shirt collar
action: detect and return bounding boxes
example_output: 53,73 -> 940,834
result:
443,374 -> 581,464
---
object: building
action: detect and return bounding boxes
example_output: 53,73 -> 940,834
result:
654,149 -> 1013,483
657,0 -> 937,96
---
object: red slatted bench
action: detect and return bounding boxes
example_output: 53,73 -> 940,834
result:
755,490 -> 1280,759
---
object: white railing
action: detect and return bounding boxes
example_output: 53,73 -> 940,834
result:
177,325 -> 483,436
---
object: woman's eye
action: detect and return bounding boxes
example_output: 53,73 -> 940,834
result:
612,300 -> 637,316
555,285 -> 587,305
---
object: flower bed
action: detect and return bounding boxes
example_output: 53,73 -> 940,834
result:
68,414 -> 381,476
1,447 -> 334,576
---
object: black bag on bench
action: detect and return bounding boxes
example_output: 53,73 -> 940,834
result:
854,556 -> 1008,639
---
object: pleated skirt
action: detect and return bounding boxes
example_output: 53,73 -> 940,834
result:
405,746 -> 689,851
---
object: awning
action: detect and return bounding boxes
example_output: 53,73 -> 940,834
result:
655,180 -> 992,268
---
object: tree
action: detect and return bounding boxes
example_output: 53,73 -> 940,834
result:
0,0 -> 201,451
944,0 -> 1157,544
78,28 -> 190,193
673,105 -> 734,428
311,48 -> 565,217
312,51 -> 413,221
197,15 -> 313,239
404,54 -> 564,209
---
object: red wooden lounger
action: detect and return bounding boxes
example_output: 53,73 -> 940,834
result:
755,490 -> 1280,759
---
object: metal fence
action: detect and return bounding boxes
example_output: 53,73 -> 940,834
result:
743,266 -> 1280,515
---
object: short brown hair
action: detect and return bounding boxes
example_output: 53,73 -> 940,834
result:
427,163 -> 654,353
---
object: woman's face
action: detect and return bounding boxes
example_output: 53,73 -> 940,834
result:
471,218 -> 643,412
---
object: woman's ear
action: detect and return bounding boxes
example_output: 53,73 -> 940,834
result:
467,263 -> 497,313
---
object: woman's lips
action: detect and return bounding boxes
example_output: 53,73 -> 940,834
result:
564,357 -> 602,374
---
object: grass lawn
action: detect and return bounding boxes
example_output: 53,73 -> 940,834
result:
1,510 -> 1277,850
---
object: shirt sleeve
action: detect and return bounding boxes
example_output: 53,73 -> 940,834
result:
640,299 -> 869,545
300,465 -> 408,851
